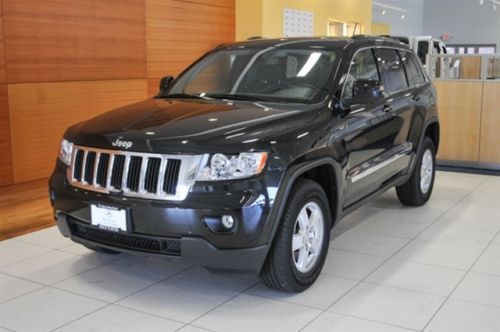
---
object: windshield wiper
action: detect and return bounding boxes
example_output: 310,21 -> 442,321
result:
203,93 -> 271,102
161,93 -> 203,99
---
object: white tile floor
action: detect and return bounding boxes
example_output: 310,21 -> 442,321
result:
1,171 -> 500,332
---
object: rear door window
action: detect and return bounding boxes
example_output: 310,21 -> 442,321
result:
400,51 -> 426,86
373,49 -> 408,93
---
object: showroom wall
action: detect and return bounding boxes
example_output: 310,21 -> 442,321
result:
371,0 -> 424,36
423,0 -> 500,47
0,0 -> 235,186
373,0 -> 500,48
236,0 -> 373,40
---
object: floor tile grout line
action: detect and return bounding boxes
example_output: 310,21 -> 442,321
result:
364,256 -> 468,272
331,236 -> 493,255
111,302 -> 190,327
175,323 -> 217,332
326,247 -> 389,258
438,296 -> 500,311
299,309 -> 420,332
420,229 -> 500,332
332,228 -> 422,241
10,237 -> 73,251
181,280 -> 261,329
301,178 -> 487,332
0,248 -> 57,270
467,269 -> 500,280
0,271 -> 51,288
0,255 -> 142,305
0,241 -> 123,273
360,280 -> 451,299
449,295 -> 500,310
48,263 -> 196,332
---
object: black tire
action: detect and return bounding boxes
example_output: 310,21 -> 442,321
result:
84,244 -> 121,254
396,137 -> 436,206
261,179 -> 331,292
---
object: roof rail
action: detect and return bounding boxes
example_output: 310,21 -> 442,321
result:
247,36 -> 264,40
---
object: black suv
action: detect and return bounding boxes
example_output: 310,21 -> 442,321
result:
50,36 -> 439,292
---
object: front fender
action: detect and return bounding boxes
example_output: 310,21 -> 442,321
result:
263,157 -> 343,245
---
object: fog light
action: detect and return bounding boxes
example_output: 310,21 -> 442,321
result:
222,215 -> 234,229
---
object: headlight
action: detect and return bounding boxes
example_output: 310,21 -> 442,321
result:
196,152 -> 268,181
59,139 -> 73,165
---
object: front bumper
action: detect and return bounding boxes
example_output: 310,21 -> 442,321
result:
49,160 -> 282,273
56,213 -> 269,272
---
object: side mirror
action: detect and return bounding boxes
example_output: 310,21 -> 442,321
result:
348,80 -> 385,105
158,76 -> 174,94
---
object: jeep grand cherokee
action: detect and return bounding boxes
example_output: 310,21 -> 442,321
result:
50,36 -> 439,291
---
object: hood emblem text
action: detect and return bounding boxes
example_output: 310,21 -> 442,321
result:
112,138 -> 133,149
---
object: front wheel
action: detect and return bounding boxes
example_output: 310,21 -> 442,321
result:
261,179 -> 331,292
396,137 -> 436,206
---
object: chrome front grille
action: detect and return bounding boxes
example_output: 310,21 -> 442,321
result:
67,145 -> 204,201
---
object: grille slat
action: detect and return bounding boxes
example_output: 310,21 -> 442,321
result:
73,150 -> 85,181
126,157 -> 142,192
69,218 -> 181,255
96,154 -> 110,187
145,158 -> 161,193
84,152 -> 96,184
68,146 -> 189,200
111,155 -> 126,190
164,159 -> 181,195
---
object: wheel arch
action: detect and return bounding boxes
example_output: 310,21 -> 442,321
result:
424,120 -> 440,153
266,158 -> 343,246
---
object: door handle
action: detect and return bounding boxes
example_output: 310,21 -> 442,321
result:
382,104 -> 393,112
412,95 -> 422,102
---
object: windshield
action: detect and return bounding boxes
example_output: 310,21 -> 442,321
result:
164,47 -> 339,103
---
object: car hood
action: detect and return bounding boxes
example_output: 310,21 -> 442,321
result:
65,97 -> 323,153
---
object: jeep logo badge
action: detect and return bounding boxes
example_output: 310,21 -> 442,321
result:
111,138 -> 133,149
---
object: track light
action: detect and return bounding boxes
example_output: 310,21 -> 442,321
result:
480,0 -> 500,10
373,2 -> 408,19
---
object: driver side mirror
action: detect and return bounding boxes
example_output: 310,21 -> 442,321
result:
347,79 -> 385,106
158,76 -> 174,94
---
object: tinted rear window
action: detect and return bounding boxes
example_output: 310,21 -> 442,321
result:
400,51 -> 426,86
373,49 -> 408,93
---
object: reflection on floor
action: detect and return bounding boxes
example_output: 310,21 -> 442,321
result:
1,171 -> 500,331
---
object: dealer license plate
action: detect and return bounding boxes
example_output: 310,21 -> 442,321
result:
90,205 -> 127,232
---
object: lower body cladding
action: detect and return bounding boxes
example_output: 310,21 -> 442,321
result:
49,168 -> 278,274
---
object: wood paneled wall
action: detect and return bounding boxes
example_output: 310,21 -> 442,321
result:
479,82 -> 500,164
8,80 -> 148,182
434,81 -> 483,162
0,0 -> 235,185
0,1 -> 14,186
434,80 -> 500,165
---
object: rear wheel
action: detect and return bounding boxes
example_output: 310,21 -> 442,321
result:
396,137 -> 436,206
261,179 -> 331,292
